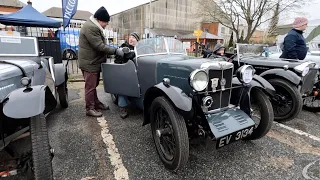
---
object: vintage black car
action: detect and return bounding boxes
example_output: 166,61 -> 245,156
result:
0,35 -> 69,179
265,46 -> 320,112
102,37 -> 275,172
205,43 -> 319,122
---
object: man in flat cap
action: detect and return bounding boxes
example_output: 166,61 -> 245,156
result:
78,6 -> 125,117
280,17 -> 309,60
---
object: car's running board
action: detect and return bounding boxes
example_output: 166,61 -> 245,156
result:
206,108 -> 255,149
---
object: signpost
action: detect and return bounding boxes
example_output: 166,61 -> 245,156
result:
193,29 -> 203,43
193,29 -> 203,57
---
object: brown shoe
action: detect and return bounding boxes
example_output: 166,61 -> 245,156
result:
86,109 -> 103,117
96,103 -> 109,110
119,107 -> 128,119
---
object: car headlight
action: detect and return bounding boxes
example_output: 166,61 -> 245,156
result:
294,62 -> 314,77
236,65 -> 255,84
301,67 -> 310,76
190,69 -> 209,91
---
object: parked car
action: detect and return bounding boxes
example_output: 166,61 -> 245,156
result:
261,45 -> 320,112
55,29 -> 79,60
219,43 -> 319,122
0,35 -> 69,179
101,37 -> 274,172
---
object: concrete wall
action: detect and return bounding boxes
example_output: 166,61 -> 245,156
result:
109,0 -> 201,39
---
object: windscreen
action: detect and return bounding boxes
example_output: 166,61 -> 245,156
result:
135,37 -> 186,57
0,36 -> 38,56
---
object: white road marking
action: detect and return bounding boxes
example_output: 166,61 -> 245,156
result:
97,116 -> 129,180
302,159 -> 320,180
274,122 -> 320,142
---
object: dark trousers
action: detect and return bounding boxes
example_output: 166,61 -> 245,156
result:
82,70 -> 102,111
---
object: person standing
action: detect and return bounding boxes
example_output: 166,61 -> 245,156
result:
78,6 -> 125,117
280,17 -> 308,60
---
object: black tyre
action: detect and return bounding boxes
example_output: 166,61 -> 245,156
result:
110,94 -> 118,105
57,81 -> 68,108
245,88 -> 274,140
150,97 -> 189,172
269,78 -> 303,122
30,114 -> 53,180
63,49 -> 76,60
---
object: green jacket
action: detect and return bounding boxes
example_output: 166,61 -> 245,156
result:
78,18 -> 116,72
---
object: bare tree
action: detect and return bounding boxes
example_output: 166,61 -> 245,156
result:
267,0 -> 280,37
194,0 -> 312,43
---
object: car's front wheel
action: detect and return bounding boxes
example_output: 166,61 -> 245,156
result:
269,78 -> 302,122
245,88 -> 274,140
150,96 -> 189,172
30,114 -> 53,180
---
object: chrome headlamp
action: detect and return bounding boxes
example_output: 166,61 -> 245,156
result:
294,62 -> 313,77
189,69 -> 209,91
236,65 -> 255,84
21,77 -> 31,87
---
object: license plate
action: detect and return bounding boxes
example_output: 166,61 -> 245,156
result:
216,126 -> 255,149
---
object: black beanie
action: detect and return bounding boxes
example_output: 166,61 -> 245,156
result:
94,6 -> 110,22
130,32 -> 140,41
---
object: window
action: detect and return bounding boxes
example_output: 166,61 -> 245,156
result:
204,28 -> 209,32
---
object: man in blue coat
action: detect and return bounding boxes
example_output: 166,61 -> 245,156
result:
280,17 -> 308,60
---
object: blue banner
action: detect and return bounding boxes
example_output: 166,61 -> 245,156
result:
62,0 -> 78,29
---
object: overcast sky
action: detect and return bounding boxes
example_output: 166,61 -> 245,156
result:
21,0 -> 320,25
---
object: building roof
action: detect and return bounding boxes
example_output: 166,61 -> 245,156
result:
42,7 -> 92,20
0,0 -> 26,8
180,32 -> 224,40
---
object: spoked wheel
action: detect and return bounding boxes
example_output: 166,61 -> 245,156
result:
30,114 -> 53,180
57,81 -> 68,108
150,97 -> 189,172
245,88 -> 274,140
269,78 -> 302,122
110,94 -> 118,105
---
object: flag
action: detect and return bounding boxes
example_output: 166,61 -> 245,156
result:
62,0 -> 78,29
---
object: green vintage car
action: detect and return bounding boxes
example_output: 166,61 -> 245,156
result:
101,37 -> 275,172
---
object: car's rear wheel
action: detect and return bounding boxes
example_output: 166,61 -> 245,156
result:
150,97 -> 189,172
269,78 -> 302,122
30,114 -> 53,180
57,81 -> 68,108
245,88 -> 274,140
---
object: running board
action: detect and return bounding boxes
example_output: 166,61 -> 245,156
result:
206,108 -> 255,149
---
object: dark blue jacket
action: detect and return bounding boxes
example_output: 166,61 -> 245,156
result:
280,29 -> 308,60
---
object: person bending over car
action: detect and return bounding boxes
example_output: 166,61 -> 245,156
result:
78,6 -> 126,117
280,17 -> 308,60
114,32 -> 140,119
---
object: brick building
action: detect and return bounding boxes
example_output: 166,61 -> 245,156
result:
0,0 -> 25,15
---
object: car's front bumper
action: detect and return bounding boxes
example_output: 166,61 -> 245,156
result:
205,108 -> 256,149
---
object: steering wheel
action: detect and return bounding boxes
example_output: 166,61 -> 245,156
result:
136,45 -> 156,54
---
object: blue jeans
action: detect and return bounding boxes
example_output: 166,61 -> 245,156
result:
118,95 -> 130,107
